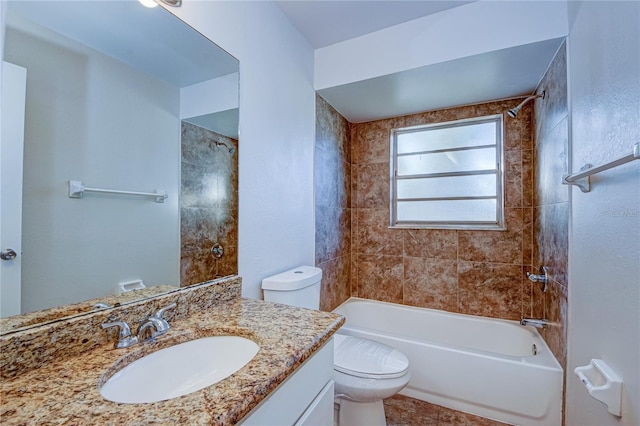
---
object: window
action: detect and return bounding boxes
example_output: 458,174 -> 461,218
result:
390,114 -> 504,230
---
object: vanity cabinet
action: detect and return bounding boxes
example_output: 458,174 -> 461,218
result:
240,338 -> 335,426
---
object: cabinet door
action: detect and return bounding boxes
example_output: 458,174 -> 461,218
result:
239,339 -> 334,425
295,380 -> 335,426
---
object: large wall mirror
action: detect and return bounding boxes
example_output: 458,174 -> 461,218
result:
1,0 -> 239,333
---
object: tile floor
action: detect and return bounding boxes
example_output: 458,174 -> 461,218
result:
384,395 -> 511,426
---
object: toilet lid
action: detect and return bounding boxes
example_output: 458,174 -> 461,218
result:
333,334 -> 409,379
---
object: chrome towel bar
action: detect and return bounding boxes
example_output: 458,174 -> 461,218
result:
68,180 -> 167,203
562,142 -> 639,192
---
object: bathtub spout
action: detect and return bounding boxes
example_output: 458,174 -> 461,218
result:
520,318 -> 552,329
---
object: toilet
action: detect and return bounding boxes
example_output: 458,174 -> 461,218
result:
262,266 -> 410,426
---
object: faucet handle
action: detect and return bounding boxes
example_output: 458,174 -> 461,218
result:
154,302 -> 176,320
102,321 -> 132,337
526,266 -> 548,292
102,321 -> 139,348
144,302 -> 176,338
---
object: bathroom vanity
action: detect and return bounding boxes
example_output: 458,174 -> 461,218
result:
0,277 -> 344,425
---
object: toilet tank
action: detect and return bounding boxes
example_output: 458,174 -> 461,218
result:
261,266 -> 322,310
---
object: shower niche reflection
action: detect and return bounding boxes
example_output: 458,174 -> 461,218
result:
180,120 -> 238,285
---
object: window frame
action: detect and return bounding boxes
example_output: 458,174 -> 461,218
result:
389,114 -> 505,230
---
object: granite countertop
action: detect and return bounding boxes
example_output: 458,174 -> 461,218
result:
0,285 -> 178,334
0,298 -> 344,425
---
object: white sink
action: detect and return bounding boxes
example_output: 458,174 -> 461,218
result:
100,336 -> 259,404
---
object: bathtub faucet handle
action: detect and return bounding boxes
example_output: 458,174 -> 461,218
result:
526,266 -> 548,292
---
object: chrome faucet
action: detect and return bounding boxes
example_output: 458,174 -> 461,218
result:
102,321 -> 139,348
137,303 -> 176,342
520,318 -> 552,329
102,302 -> 177,347
526,266 -> 548,293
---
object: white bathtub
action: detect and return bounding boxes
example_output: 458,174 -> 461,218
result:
333,298 -> 563,426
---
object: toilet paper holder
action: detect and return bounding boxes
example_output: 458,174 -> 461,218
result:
574,359 -> 623,417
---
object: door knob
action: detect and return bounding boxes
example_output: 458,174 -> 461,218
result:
1,249 -> 17,261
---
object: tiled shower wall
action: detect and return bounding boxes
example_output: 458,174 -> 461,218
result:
180,122 -> 238,286
532,42 -> 569,370
315,96 -> 352,311
315,44 -> 568,370
350,100 -> 534,321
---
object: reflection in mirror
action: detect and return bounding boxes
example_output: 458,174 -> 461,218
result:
180,114 -> 238,286
1,1 -> 239,331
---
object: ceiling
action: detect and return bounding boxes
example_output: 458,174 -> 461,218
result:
275,0 -> 475,49
275,0 -> 565,123
7,1 -> 240,137
7,1 -> 239,88
9,1 -> 564,124
317,37 -> 564,122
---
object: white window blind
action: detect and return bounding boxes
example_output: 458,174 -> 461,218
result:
390,114 -> 505,230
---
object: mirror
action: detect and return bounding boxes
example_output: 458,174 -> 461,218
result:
1,0 -> 239,333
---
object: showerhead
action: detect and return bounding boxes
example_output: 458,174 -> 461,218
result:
214,140 -> 236,155
507,107 -> 521,118
507,91 -> 545,118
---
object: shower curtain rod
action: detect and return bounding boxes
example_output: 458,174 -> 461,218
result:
562,142 -> 639,192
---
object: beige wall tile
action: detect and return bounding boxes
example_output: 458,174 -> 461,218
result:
354,209 -> 402,255
542,280 -> 568,370
403,257 -> 458,312
315,94 -> 353,310
353,162 -> 390,208
458,208 -> 524,264
504,149 -> 523,208
458,261 -> 523,320
522,149 -> 535,208
354,254 -> 403,303
403,229 -> 457,260
352,118 -> 402,164
318,256 -> 351,312
315,206 -> 351,265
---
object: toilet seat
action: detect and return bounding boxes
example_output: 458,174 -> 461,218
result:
334,334 -> 409,380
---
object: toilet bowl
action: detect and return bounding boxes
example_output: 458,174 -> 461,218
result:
333,333 -> 410,426
261,266 -> 411,425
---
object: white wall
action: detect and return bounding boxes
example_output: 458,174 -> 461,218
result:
5,21 -> 180,312
170,1 -> 316,299
180,72 -> 239,119
566,1 -> 640,424
315,0 -> 568,90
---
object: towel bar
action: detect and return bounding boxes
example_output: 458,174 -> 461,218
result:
68,180 -> 167,203
563,143 -> 639,192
